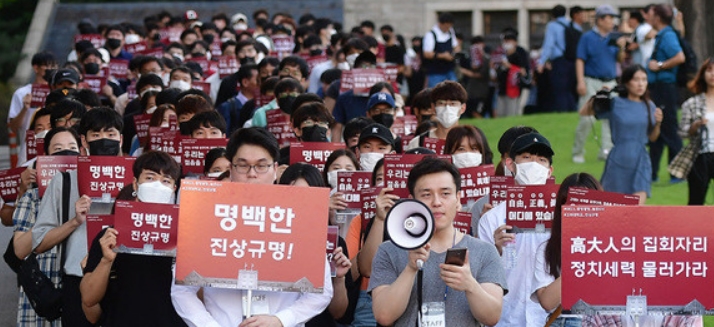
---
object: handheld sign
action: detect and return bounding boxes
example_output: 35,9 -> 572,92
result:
83,75 -> 107,94
289,142 -> 345,172
108,59 -> 129,79
36,156 -> 78,197
25,130 -> 45,161
30,84 -> 50,108
86,214 -> 114,251
124,41 -> 148,54
180,138 -> 228,175
458,164 -> 495,205
148,127 -> 181,163
390,115 -> 418,137
216,56 -> 239,78
76,156 -> 135,201
73,34 -> 103,49
562,206 -> 714,312
383,154 -> 451,199
0,168 -> 24,202
423,138 -> 445,154
176,180 -> 329,292
266,109 -> 297,147
340,69 -> 387,96
505,184 -> 559,232
489,176 -> 514,207
114,201 -> 179,256
360,186 -> 383,235
566,187 -> 640,206
326,226 -> 339,277
133,114 -> 152,147
335,171 -> 372,210
453,212 -> 471,235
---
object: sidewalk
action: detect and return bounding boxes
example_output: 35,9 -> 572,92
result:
0,145 -> 9,170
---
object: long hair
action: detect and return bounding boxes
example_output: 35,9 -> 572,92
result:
687,57 -> 714,95
544,173 -> 602,278
618,64 -> 654,133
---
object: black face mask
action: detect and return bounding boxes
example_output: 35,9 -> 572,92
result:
88,138 -> 120,156
106,38 -> 122,50
309,49 -> 323,56
420,114 -> 433,123
52,149 -> 80,156
84,63 -> 100,75
277,96 -> 297,115
203,34 -> 215,44
179,121 -> 191,135
382,34 -> 391,43
240,57 -> 256,65
372,113 -> 394,128
301,125 -> 328,142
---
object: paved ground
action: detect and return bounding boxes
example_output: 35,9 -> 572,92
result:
1,145 -> 20,326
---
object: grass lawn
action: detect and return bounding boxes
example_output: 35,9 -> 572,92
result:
461,112 -> 709,206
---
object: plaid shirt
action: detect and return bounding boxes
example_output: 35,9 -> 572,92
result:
669,94 -> 707,179
12,188 -> 61,327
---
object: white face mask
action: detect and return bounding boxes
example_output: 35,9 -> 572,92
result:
172,53 -> 185,62
233,23 -> 248,31
514,161 -> 550,186
140,87 -> 163,98
502,42 -> 515,51
451,152 -> 482,169
125,34 -> 141,45
346,53 -> 359,68
327,169 -> 347,189
435,105 -> 460,128
207,171 -> 223,178
169,80 -> 192,91
36,130 -> 49,139
360,152 -> 384,173
336,62 -> 351,71
136,180 -> 175,204
146,106 -> 157,114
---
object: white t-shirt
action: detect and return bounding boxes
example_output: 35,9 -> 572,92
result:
422,25 -> 459,53
635,23 -> 655,67
8,84 -> 35,165
530,241 -> 556,308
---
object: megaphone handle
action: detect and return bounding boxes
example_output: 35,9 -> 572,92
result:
416,259 -> 424,270
246,289 -> 252,318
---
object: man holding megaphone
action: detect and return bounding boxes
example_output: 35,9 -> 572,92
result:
368,157 -> 508,327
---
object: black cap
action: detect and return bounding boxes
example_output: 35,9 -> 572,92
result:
358,123 -> 394,148
509,132 -> 554,158
52,68 -> 80,85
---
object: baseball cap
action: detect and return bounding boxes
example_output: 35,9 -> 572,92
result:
185,10 -> 199,21
595,4 -> 619,18
52,69 -> 80,85
231,13 -> 248,25
366,92 -> 395,111
509,132 -> 554,159
358,123 -> 394,148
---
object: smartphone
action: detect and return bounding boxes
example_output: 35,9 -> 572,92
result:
445,248 -> 467,266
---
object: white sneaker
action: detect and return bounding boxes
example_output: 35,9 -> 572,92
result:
572,155 -> 585,164
598,149 -> 610,161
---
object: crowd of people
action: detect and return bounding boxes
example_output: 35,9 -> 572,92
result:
0,2 -> 711,327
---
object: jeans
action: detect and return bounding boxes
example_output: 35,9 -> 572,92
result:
426,70 -> 457,88
649,82 -> 683,180
351,290 -> 376,327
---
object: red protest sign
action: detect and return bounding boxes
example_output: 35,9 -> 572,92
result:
82,75 -> 107,94
360,186 -> 382,234
191,81 -> 211,94
340,69 -> 387,96
423,137 -> 445,154
74,34 -> 104,49
376,62 -> 400,92
266,109 -> 297,147
108,59 -> 129,79
384,154 -> 451,199
271,34 -> 295,58
133,114 -> 152,147
453,212 -> 471,235
561,206 -> 714,311
25,130 -> 44,161
137,47 -> 163,59
216,56 -> 239,78
176,180 -> 330,291
305,54 -> 330,71
124,41 -> 148,54
148,127 -> 181,162
76,156 -> 135,199
114,200 -> 180,256
505,184 -> 560,231
126,83 -> 138,101
0,167 -> 24,202
336,171 -> 372,209
566,187 -> 640,206
391,115 -> 418,137
289,142 -> 345,172
459,165 -> 495,205
30,84 -> 50,108
255,94 -> 275,108
489,176 -> 514,207
159,27 -> 184,43
86,214 -> 114,251
180,138 -> 228,175
326,226 -> 339,277
210,40 -> 222,57
36,156 -> 78,197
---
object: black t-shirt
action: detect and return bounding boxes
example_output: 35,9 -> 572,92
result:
215,73 -> 240,108
384,45 -> 405,65
85,228 -> 187,327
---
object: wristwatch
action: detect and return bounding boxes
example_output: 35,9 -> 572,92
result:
657,61 -> 664,69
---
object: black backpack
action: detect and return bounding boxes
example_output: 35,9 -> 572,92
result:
674,30 -> 698,87
557,21 -> 582,62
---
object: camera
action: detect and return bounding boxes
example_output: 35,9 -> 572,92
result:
591,88 -> 618,115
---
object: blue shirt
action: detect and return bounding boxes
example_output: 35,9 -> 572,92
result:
539,17 -> 582,65
576,29 -> 619,80
647,26 -> 682,84
332,89 -> 369,125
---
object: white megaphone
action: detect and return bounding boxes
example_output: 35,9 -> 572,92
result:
384,199 -> 435,269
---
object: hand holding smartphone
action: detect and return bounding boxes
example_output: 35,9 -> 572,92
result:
444,248 -> 467,266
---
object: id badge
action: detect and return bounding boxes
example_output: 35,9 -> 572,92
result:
420,302 -> 445,327
242,293 -> 270,316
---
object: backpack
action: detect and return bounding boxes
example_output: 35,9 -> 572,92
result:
674,30 -> 698,87
557,21 -> 582,62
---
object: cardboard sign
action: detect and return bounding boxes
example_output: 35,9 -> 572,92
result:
326,226 -> 339,277
453,211 -> 471,235
423,137 -> 445,154
30,84 -> 50,108
216,56 -> 239,78
74,34 -> 104,49
83,75 -> 107,94
561,206 -> 714,311
390,115 -> 418,137
305,54 -> 330,71
148,127 -> 181,162
566,188 -> 641,206
124,41 -> 148,54
188,58 -> 210,77
340,69 -> 387,96
175,180 -> 329,292
271,34 -> 295,59
255,94 -> 275,108
133,114 -> 152,147
137,47 -> 163,59
114,201 -> 179,256
25,130 -> 45,161
0,167 -> 24,202
266,109 -> 297,147
180,138 -> 228,175
505,184 -> 560,231
108,59 -> 129,79
335,171 -> 372,210
76,156 -> 135,200
36,156 -> 78,197
289,142 -> 345,172
159,27 -> 184,43
86,214 -> 114,251
383,154 -> 451,199
490,176 -> 514,207
360,186 -> 382,234
192,81 -> 211,94
459,165 -> 495,205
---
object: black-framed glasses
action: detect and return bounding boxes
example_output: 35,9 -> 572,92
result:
231,162 -> 274,174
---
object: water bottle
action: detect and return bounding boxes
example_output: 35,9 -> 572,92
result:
502,241 -> 517,270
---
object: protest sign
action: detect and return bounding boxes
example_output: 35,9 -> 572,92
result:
36,156 -> 78,197
289,142 -> 345,172
114,201 -> 180,256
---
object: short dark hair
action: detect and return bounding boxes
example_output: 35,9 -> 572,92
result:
136,74 -> 165,94
50,99 -> 86,129
43,127 -> 81,154
187,110 -> 226,135
298,13 -> 316,25
368,82 -> 395,98
343,38 -> 369,54
343,117 -> 374,144
166,42 -> 186,55
430,80 -> 467,104
169,66 -> 193,81
221,39 -> 237,53
570,6 -> 583,18
274,77 -> 304,95
495,125 -> 538,176
314,18 -> 332,32
30,107 -> 51,131
552,5 -> 566,18
438,13 -> 455,24
156,88 -> 182,106
105,24 -> 126,37
177,88 -> 211,104
133,150 -> 181,182
32,51 -> 57,67
279,163 -> 326,187
237,64 -> 258,87
652,4 -> 673,25
226,127 -> 280,163
407,156 -> 461,196
380,24 -> 394,33
149,104 -> 175,127
235,39 -> 256,54
175,94 -> 212,117
74,89 -> 102,108
444,125 -> 486,155
291,102 -> 334,128
279,56 -> 310,79
261,76 -> 280,94
204,147 -> 228,174
290,93 -> 323,114
320,68 -> 342,85
411,88 -> 433,111
360,20 -> 375,30
77,106 -> 123,135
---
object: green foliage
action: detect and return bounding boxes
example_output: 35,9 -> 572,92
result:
0,0 -> 37,82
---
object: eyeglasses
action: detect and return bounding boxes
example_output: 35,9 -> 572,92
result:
55,117 -> 81,125
231,162 -> 274,174
300,120 -> 329,129
280,68 -> 302,79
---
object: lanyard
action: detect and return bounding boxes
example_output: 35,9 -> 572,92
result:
417,229 -> 458,327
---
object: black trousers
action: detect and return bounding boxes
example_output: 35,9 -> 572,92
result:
688,152 -> 714,205
61,274 -> 95,327
649,82 -> 683,180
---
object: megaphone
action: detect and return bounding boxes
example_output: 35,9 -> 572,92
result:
384,199 -> 435,269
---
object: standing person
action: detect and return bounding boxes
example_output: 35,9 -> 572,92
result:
104,25 -> 133,61
531,173 -> 603,327
673,59 -> 714,204
579,65 -> 663,204
461,36 -> 490,118
571,4 -> 628,164
646,3 -> 685,183
626,10 -> 656,68
368,157 -> 507,327
422,13 -> 461,88
496,32 -> 529,117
